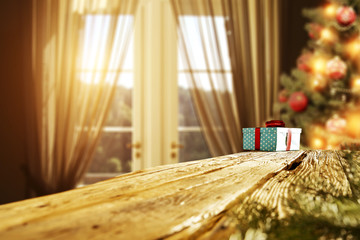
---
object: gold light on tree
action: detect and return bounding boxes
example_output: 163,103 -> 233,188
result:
310,136 -> 327,149
308,125 -> 327,149
351,75 -> 360,92
311,56 -> 327,74
320,28 -> 337,43
309,74 -> 327,91
324,4 -> 337,18
345,38 -> 360,59
346,111 -> 360,138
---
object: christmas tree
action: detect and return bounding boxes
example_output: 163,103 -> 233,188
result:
277,0 -> 360,150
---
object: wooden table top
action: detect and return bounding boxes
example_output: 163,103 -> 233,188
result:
0,150 -> 359,239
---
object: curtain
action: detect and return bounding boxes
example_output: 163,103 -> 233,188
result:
24,0 -> 138,196
171,0 -> 281,156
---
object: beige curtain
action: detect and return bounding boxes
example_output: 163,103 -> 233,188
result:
24,0 -> 138,196
171,0 -> 281,156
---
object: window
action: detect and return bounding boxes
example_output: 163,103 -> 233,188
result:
79,15 -> 134,184
178,16 -> 232,162
80,1 -> 232,184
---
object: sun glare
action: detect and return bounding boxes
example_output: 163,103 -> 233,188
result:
79,15 -> 133,88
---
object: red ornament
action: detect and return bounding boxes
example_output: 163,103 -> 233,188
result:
326,56 -> 347,80
278,89 -> 288,103
288,92 -> 308,112
336,6 -> 356,26
297,52 -> 312,72
308,23 -> 323,39
326,115 -> 346,134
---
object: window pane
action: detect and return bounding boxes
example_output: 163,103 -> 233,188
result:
178,72 -> 233,92
105,84 -> 132,127
81,15 -> 134,71
88,132 -> 132,174
179,85 -> 200,127
178,16 -> 230,71
81,13 -> 134,184
78,72 -> 133,87
179,132 -> 211,162
178,15 -> 231,163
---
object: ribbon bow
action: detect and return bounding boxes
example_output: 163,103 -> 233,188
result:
265,120 -> 285,128
254,120 -> 292,151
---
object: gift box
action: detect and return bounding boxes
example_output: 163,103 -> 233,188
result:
242,121 -> 302,151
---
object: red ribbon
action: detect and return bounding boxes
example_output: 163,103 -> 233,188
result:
255,121 -> 289,151
255,127 -> 260,150
286,129 -> 292,151
266,120 -> 285,128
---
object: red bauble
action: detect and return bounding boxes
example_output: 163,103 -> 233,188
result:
297,52 -> 312,72
288,92 -> 308,112
336,6 -> 356,26
326,115 -> 346,134
326,56 -> 347,80
278,89 -> 288,103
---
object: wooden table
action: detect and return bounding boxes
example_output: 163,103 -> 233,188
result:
0,150 -> 360,239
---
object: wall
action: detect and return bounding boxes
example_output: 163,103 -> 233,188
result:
280,0 -> 322,74
0,0 -> 28,204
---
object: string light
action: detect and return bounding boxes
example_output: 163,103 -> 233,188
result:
311,57 -> 327,74
313,79 -> 321,88
308,125 -> 327,149
351,76 -> 360,92
345,38 -> 360,58
320,28 -> 336,42
346,111 -> 360,138
324,4 -> 337,17
309,74 -> 326,91
310,136 -> 326,149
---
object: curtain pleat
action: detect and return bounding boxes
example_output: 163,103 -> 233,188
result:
24,0 -> 138,196
171,0 -> 281,156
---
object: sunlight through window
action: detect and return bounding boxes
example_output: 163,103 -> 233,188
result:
81,14 -> 134,184
79,15 -> 133,88
178,16 -> 232,162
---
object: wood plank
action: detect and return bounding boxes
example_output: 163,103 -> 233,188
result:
188,150 -> 360,239
0,151 -> 304,240
235,150 -> 352,216
0,152 -> 266,228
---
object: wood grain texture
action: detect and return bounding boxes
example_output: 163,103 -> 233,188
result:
0,151 -> 305,240
188,150 -> 360,239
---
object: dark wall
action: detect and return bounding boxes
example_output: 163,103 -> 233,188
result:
280,0 -> 323,74
0,0 -> 28,204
